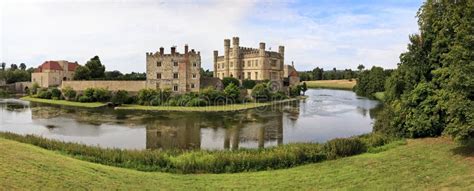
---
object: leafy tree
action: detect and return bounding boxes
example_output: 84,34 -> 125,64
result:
85,56 -> 105,79
251,83 -> 271,101
222,77 -> 240,88
19,63 -> 26,70
200,68 -> 213,77
105,70 -> 123,79
74,66 -> 91,80
301,82 -> 308,96
10,64 -> 18,70
111,90 -> 129,105
242,79 -> 256,89
312,67 -> 323,80
223,83 -> 240,102
357,64 -> 365,71
62,86 -> 76,100
1,62 -> 5,70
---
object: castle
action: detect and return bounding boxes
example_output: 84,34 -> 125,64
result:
32,60 -> 79,88
146,45 -> 201,93
213,37 -> 298,86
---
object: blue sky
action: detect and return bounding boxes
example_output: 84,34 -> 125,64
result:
0,0 -> 424,73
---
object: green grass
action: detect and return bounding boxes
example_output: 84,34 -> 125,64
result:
20,96 -> 106,108
0,137 -> 472,190
374,92 -> 385,101
303,80 -> 356,90
115,98 -> 302,112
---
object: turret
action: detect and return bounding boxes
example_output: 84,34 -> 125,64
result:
184,44 -> 189,54
279,46 -> 285,70
171,46 -> 176,55
159,47 -> 164,55
259,42 -> 266,56
213,50 -> 218,77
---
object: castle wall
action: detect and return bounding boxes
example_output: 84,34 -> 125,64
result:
61,81 -> 147,92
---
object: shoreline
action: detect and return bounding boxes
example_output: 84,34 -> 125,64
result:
20,96 -> 107,108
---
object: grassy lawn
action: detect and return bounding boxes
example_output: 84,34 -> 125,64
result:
115,98 -> 302,112
303,80 -> 356,90
20,96 -> 106,108
0,137 -> 472,190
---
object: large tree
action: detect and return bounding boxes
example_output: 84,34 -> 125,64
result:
85,56 -> 105,79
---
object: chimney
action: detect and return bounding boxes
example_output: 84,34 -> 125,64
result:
159,47 -> 164,55
171,46 -> 176,55
184,44 -> 189,54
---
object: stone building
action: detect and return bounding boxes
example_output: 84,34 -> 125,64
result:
146,45 -> 201,93
32,60 -> 79,88
213,37 -> 286,82
283,62 -> 300,86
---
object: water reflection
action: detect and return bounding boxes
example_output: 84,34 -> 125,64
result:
0,89 -> 382,150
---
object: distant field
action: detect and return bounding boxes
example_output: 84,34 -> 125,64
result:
303,80 -> 356,90
20,97 -> 106,108
0,137 -> 472,190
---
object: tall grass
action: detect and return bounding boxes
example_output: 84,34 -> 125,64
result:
0,132 -> 400,174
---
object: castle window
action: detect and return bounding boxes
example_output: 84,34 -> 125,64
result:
193,62 -> 197,67
173,73 -> 179,79
157,73 -> 161,79
248,62 -> 251,67
173,85 -> 178,92
157,61 -> 161,67
230,62 -> 233,67
255,72 -> 258,80
247,72 -> 251,79
271,60 -> 277,67
191,83 -> 195,88
230,73 -> 233,77
192,73 -> 196,79
174,62 -> 178,67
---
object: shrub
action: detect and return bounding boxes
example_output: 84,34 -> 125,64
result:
93,88 -> 111,102
36,89 -> 52,99
289,85 -> 302,97
78,95 -> 92,103
222,77 -> 240,88
125,95 -> 137,104
31,82 -> 40,95
323,137 -> 367,159
242,79 -> 256,89
111,90 -> 129,105
200,87 -> 225,105
137,89 -> 158,106
223,83 -> 240,102
51,88 -> 61,99
83,88 -> 95,101
271,91 -> 288,101
62,86 -> 77,101
186,98 -> 208,107
251,83 -> 271,101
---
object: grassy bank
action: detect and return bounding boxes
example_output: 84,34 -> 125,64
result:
115,97 -> 304,112
303,80 -> 356,90
0,132 -> 392,174
0,137 -> 472,190
20,96 -> 106,108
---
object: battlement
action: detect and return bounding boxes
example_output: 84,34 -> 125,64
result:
146,45 -> 200,58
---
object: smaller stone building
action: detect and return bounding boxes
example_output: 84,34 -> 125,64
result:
32,60 -> 79,88
146,45 -> 201,93
283,62 -> 300,86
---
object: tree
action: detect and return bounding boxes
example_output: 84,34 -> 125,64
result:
19,63 -> 26,70
105,70 -> 123,80
312,67 -> 323,80
200,68 -> 213,77
222,77 -> 240,88
301,82 -> 308,96
354,66 -> 386,98
10,64 -> 18,70
251,83 -> 271,101
357,64 -> 365,71
73,66 -> 91,80
85,56 -> 105,79
223,83 -> 240,102
1,62 -> 5,70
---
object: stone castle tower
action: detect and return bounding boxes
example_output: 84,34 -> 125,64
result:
213,37 -> 285,81
146,45 -> 201,93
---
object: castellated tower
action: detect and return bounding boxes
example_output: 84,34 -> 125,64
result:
146,44 -> 201,93
213,37 -> 291,83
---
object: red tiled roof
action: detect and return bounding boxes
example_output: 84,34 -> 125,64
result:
289,70 -> 299,77
34,61 -> 79,73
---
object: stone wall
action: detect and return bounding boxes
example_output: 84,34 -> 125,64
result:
61,81 -> 147,92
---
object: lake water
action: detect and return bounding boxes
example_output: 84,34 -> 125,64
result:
0,89 -> 382,150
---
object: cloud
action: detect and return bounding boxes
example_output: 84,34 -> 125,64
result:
1,0 -> 422,72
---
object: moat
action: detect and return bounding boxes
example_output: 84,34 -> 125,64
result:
0,89 -> 381,150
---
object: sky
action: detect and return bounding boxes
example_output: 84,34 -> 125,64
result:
0,0 -> 424,73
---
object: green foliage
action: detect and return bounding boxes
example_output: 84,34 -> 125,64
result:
222,77 -> 240,88
223,83 -> 240,102
50,88 -> 61,99
200,68 -> 213,78
111,90 -> 129,105
251,83 -> 271,101
78,95 -> 92,103
36,89 -> 52,99
299,67 -> 357,81
62,86 -> 76,101
378,0 -> 474,143
74,66 -> 91,80
271,91 -> 288,100
31,82 -> 40,95
323,137 -> 367,159
85,56 -> 106,79
0,68 -> 31,83
289,85 -> 302,97
0,132 -> 397,174
0,89 -> 9,98
354,66 -> 387,98
301,82 -> 308,95
242,79 -> 256,89
93,88 -> 111,102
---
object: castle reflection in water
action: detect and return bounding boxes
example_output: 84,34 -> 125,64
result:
145,111 -> 285,150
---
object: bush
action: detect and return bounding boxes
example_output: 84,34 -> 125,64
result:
31,82 -> 40,95
223,83 -> 240,102
251,83 -> 271,101
271,91 -> 288,101
62,86 -> 77,101
200,87 -> 225,105
222,77 -> 240,88
51,88 -> 61,99
323,137 -> 367,159
137,89 -> 158,106
289,85 -> 302,97
111,90 -> 129,105
83,88 -> 95,100
36,89 -> 52,99
78,95 -> 92,103
186,98 -> 208,107
93,88 -> 111,102
242,79 -> 256,89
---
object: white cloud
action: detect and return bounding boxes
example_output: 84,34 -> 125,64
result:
1,0 -> 421,72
